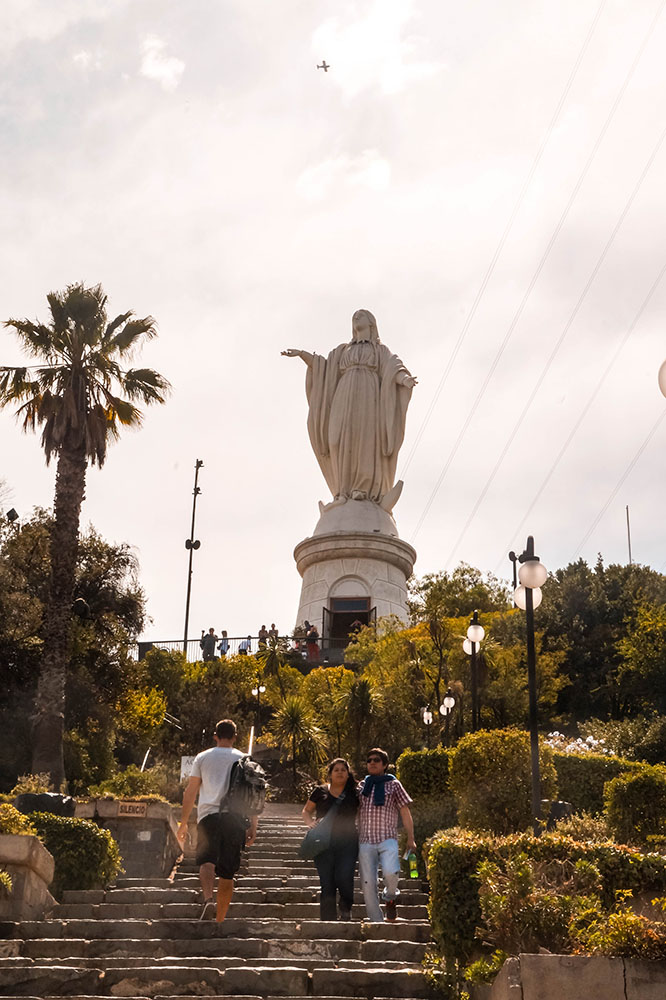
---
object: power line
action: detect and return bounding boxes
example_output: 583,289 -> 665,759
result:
496,258 -> 666,572
398,0 -> 609,479
409,0 -> 666,543
445,121 -> 666,567
572,408 -> 666,558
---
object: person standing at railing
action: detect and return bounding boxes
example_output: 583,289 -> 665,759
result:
257,625 -> 269,650
268,623 -> 278,640
200,628 -> 218,662
238,635 -> 252,655
306,623 -> 320,663
218,631 -> 229,657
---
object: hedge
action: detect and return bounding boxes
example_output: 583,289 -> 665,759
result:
30,813 -> 122,899
605,764 -> 666,846
0,804 -> 36,836
396,747 -> 453,797
427,828 -> 666,963
553,751 -> 643,815
449,729 -> 557,834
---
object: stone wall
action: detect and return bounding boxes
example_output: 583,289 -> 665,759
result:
486,954 -> 666,1000
75,800 -> 180,880
0,834 -> 56,920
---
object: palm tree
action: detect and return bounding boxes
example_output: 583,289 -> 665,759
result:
256,635 -> 290,700
1,282 -> 170,787
272,695 -> 328,785
337,677 -> 379,771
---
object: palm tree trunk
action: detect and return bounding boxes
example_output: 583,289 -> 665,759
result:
292,733 -> 297,784
32,446 -> 87,787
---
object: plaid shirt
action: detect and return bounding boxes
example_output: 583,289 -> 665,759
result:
357,778 -> 413,844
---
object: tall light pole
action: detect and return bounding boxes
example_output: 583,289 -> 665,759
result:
464,610 -> 485,731
512,535 -> 547,836
183,459 -> 203,656
439,688 -> 456,747
251,681 -> 266,736
421,706 -> 433,748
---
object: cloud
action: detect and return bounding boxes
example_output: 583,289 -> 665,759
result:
72,49 -> 102,70
139,36 -> 185,92
296,150 -> 391,201
312,0 -> 444,98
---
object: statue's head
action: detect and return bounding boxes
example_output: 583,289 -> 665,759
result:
351,309 -> 379,343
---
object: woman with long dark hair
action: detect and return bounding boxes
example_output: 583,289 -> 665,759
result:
301,758 -> 359,920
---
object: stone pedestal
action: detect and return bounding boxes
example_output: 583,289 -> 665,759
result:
294,498 -> 416,636
0,834 -> 56,920
75,800 -> 180,879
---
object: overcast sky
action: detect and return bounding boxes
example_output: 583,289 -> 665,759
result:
2,0 -> 666,641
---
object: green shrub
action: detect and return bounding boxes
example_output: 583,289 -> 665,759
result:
0,804 -> 36,836
87,764 -> 168,801
449,729 -> 557,834
605,765 -> 666,847
399,795 -> 458,876
396,747 -> 453,797
9,773 -> 52,796
0,869 -> 12,896
30,813 -> 122,899
572,893 -> 666,959
554,751 -> 641,814
553,810 -> 610,842
427,828 -> 666,963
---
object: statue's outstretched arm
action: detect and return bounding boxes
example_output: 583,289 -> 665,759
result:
281,349 -> 314,366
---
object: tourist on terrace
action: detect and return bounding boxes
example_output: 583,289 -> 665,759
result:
200,627 -> 218,662
258,625 -> 269,649
302,758 -> 359,920
218,630 -> 229,657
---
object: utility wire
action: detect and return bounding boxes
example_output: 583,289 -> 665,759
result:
445,121 -> 666,567
409,0 -> 666,544
496,258 -> 666,572
398,0 -> 609,479
572,408 -> 666,558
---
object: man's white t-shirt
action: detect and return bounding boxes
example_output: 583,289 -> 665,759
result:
191,746 -> 245,821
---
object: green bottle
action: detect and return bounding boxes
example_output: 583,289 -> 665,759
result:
408,851 -> 419,879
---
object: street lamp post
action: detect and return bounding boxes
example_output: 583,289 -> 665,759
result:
421,706 -> 433,748
439,688 -> 456,746
464,611 -> 485,731
183,459 -> 203,656
251,682 -> 266,736
512,535 -> 548,837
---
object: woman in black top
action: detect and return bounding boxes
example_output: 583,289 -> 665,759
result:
302,758 -> 359,920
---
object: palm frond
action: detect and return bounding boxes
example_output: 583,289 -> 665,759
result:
122,368 -> 171,403
4,320 -> 58,359
108,317 -> 157,355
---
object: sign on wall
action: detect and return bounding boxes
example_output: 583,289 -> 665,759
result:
118,801 -> 148,818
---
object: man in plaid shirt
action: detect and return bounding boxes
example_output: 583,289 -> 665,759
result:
357,747 -> 416,921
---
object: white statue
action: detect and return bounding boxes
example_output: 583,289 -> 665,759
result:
282,309 -> 417,513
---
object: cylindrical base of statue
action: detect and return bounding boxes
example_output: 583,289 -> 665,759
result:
293,500 -> 416,663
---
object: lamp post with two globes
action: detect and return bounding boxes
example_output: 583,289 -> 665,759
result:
512,535 -> 548,836
440,688 -> 456,746
464,611 -> 485,731
251,681 -> 267,737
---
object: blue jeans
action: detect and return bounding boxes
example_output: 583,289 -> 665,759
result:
358,838 -> 400,922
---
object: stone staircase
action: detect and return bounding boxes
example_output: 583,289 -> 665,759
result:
0,809 -> 435,999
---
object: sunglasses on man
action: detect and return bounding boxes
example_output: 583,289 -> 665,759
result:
366,756 -> 383,763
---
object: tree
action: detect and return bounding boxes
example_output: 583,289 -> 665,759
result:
271,695 -> 328,783
1,283 -> 169,786
408,563 -> 511,623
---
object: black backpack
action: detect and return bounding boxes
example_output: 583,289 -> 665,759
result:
224,756 -> 267,817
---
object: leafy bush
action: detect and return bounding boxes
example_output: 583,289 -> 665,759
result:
553,810 -> 610,842
87,764 -> 168,801
449,729 -> 557,834
9,773 -> 52,796
580,715 -> 666,764
426,828 -> 666,963
573,893 -> 666,959
0,869 -> 12,896
605,765 -> 666,847
553,751 -> 642,814
396,747 -> 452,797
30,813 -> 122,899
0,803 -> 36,836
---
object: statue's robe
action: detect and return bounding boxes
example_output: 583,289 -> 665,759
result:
305,340 -> 413,502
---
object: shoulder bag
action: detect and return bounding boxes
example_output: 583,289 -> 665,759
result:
298,790 -> 346,860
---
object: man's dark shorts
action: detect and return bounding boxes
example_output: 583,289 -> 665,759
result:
196,812 -> 246,879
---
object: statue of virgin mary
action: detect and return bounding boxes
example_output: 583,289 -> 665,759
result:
282,310 -> 416,512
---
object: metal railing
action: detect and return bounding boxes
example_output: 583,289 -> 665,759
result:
133,635 -> 355,666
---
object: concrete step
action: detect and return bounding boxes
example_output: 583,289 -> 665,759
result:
14,935 -> 428,963
62,887 -> 428,905
0,964 -> 434,997
54,902 -> 430,920
13,917 -> 432,942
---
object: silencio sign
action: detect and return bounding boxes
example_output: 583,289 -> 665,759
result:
117,801 -> 148,818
